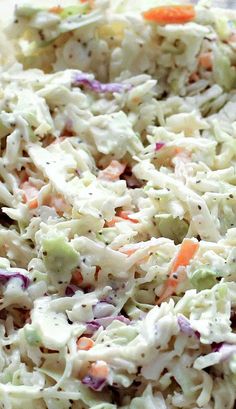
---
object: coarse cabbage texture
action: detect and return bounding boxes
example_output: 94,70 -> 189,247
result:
0,0 -> 235,409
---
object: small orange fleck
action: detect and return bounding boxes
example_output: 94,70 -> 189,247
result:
49,6 -> 63,14
198,52 -> 213,70
77,337 -> 94,350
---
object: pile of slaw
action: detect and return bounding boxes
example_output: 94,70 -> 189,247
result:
0,0 -> 235,408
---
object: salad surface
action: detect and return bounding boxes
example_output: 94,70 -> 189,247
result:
0,1 -> 235,408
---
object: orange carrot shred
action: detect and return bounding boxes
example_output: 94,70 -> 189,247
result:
89,361 -> 109,378
143,5 -> 195,25
80,0 -> 94,8
44,194 -> 68,216
198,52 -> 213,70
157,239 -> 199,304
28,198 -> 39,210
21,181 -> 39,210
116,210 -> 139,224
106,210 -> 139,227
77,337 -> 94,350
98,160 -> 126,182
105,217 -> 122,227
171,239 -> 199,273
119,248 -> 136,256
49,6 -> 63,14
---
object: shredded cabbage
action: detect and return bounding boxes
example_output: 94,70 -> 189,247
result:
0,0 -> 234,408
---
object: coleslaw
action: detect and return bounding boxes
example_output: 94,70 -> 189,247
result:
0,0 -> 235,408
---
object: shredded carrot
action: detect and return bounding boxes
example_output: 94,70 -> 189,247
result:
174,147 -> 184,155
143,5 -> 195,25
28,198 -> 39,210
89,361 -> 109,378
71,269 -> 83,286
98,160 -> 126,182
21,181 -> 39,210
105,216 -> 121,227
77,337 -> 94,350
157,239 -> 199,304
116,210 -> 139,224
171,239 -> 199,272
106,210 -> 139,227
80,0 -> 94,7
44,194 -> 68,216
119,248 -> 137,256
155,146 -> 185,168
49,6 -> 63,14
198,52 -> 213,70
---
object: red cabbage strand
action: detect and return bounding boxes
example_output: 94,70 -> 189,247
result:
0,270 -> 30,290
82,374 -> 107,391
73,73 -> 132,94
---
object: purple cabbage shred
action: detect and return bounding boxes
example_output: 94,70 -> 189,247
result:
87,315 -> 130,330
177,315 -> 199,338
212,342 -> 223,352
0,269 -> 30,290
212,343 -> 236,360
82,375 -> 107,391
65,284 -> 78,296
155,142 -> 165,151
73,73 -> 132,94
86,321 -> 101,334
